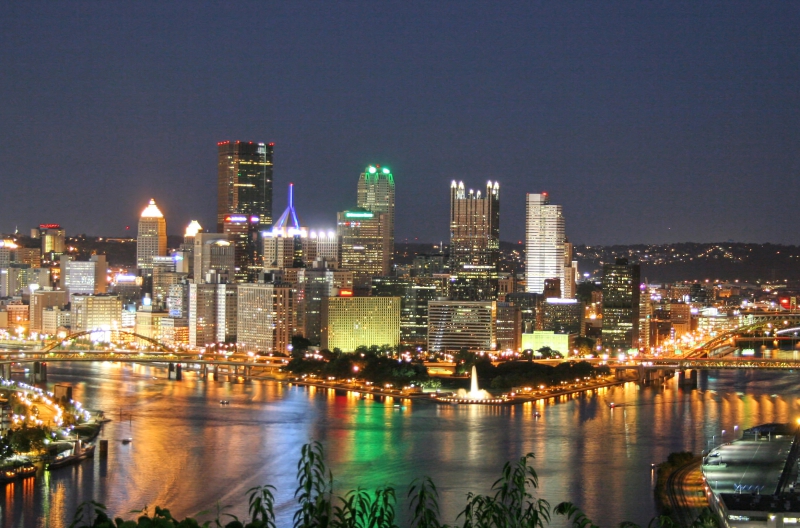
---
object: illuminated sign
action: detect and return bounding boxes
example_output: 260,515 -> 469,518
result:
345,212 -> 374,219
225,215 -> 248,223
250,216 -> 260,223
339,289 -> 353,297
39,224 -> 61,229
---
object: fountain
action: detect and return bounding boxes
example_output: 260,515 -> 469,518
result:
434,365 -> 512,405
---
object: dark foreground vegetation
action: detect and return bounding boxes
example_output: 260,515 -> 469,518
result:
67,442 -> 717,528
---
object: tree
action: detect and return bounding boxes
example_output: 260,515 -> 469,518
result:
573,337 -> 596,356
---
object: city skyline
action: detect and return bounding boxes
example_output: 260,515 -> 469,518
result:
1,3 -> 798,245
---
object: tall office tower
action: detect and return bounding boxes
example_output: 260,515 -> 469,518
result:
505,292 -> 543,334
176,220 -> 202,276
562,240 -> 577,299
222,215 -> 261,282
217,141 -> 273,231
189,271 -> 237,346
321,294 -> 401,352
371,276 -> 437,346
525,193 -> 565,296
298,264 -> 353,345
495,302 -> 522,352
137,199 -> 167,274
37,224 -> 65,261
63,255 -> 107,297
449,180 -> 500,301
30,290 -> 68,333
311,230 -> 339,263
193,233 -> 236,281
542,298 -> 583,335
262,184 -> 319,269
356,165 -> 395,274
337,208 -> 389,292
601,258 -> 641,351
237,280 -> 295,354
427,301 -> 497,352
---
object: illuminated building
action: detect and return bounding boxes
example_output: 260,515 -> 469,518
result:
337,208 -> 389,292
495,302 -> 521,351
222,214 -> 261,282
135,304 -> 168,343
217,141 -> 273,231
504,292 -> 543,334
63,255 -> 107,297
427,301 -> 496,352
563,240 -> 578,299
449,180 -> 500,300
298,264 -> 353,345
357,165 -> 395,275
35,224 -> 65,259
160,317 -> 188,346
152,257 -> 187,307
41,306 -> 70,335
542,298 -> 583,335
321,295 -> 400,352
521,331 -> 572,356
70,294 -> 122,333
30,290 -> 68,333
176,220 -> 203,277
601,258 -> 641,350
311,230 -> 339,263
16,247 -> 41,269
263,184 -> 325,270
193,233 -> 235,281
372,277 -> 437,346
111,274 -> 143,306
525,193 -> 565,296
236,281 -> 295,354
137,199 -> 167,274
189,272 -> 237,346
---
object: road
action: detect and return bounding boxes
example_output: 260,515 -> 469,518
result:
665,458 -> 708,526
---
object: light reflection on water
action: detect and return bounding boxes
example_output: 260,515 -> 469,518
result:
2,364 -> 800,528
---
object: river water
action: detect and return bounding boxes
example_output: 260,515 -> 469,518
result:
2,363 -> 800,528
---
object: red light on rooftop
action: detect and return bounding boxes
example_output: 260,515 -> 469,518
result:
339,289 -> 353,297
268,142 -> 275,146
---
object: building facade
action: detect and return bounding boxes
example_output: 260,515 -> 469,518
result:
337,208 -> 389,292
321,296 -> 401,352
427,300 -> 496,352
525,193 -> 565,296
236,282 -> 295,354
137,199 -> 167,273
217,141 -> 273,231
601,258 -> 641,350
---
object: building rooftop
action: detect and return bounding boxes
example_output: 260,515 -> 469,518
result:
140,199 -> 164,219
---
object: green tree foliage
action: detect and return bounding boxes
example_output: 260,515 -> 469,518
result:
10,423 -> 49,454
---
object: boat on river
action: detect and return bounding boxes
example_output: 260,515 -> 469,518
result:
0,464 -> 37,483
48,445 -> 95,470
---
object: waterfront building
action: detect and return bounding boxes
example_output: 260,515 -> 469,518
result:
449,180 -> 500,301
525,193 -> 565,296
299,264 -> 353,345
160,317 -> 188,346
70,294 -> 122,333
137,199 -> 167,274
495,302 -> 521,351
236,281 -> 295,354
193,234 -> 236,281
30,290 -> 68,333
372,276 -> 437,346
601,258 -> 641,350
62,255 -> 107,297
321,295 -> 400,352
337,208 -> 389,292
217,140 -> 273,231
188,273 -> 237,346
135,304 -> 168,343
427,300 -> 496,352
357,165 -> 395,275
521,331 -> 572,356
41,306 -> 70,336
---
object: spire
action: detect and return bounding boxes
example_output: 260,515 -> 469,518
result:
141,198 -> 164,218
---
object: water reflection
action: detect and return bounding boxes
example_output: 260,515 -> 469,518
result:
2,364 -> 800,528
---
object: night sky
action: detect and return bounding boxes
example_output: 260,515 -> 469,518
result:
1,2 -> 798,245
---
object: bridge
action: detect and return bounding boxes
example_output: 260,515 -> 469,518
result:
686,312 -> 800,358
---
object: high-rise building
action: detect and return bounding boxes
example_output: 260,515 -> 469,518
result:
601,258 -> 641,351
337,208 -> 389,292
298,264 -> 353,345
189,272 -> 237,346
427,300 -> 497,352
321,295 -> 401,352
357,165 -> 395,274
525,193 -> 565,296
70,294 -> 122,333
449,181 -> 500,300
193,234 -> 236,281
371,277 -> 437,346
137,199 -> 167,274
222,214 -> 261,282
30,290 -> 68,333
563,240 -> 578,299
217,141 -> 273,231
542,298 -> 583,335
36,224 -> 65,260
237,281 -> 295,354
63,255 -> 107,297
495,302 -> 521,352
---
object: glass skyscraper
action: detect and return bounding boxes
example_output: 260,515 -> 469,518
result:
217,141 -> 273,231
525,193 -> 565,296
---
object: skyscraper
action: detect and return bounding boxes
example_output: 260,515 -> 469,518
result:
137,199 -> 167,274
356,165 -> 395,274
601,258 -> 641,351
449,181 -> 500,300
525,193 -> 565,296
217,141 -> 273,231
337,208 -> 389,292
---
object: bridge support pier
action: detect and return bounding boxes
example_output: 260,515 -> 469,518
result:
201,364 -> 208,379
677,369 -> 697,388
1,363 -> 8,380
175,363 -> 182,381
168,362 -> 175,380
213,365 -> 219,381
40,363 -> 47,383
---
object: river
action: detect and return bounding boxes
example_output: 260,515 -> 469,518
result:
2,362 -> 800,528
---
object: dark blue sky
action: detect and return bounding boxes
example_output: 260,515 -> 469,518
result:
1,2 -> 798,244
